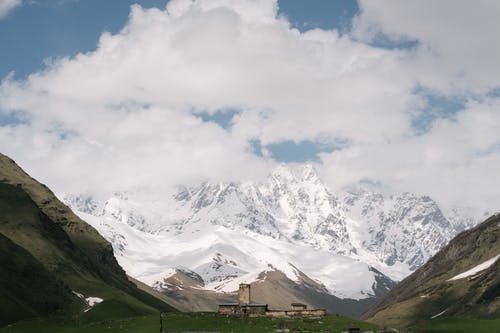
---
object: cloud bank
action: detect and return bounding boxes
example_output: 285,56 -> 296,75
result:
1,0 -> 499,215
0,0 -> 21,19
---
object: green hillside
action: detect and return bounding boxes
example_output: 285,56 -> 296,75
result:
409,317 -> 500,333
0,312 -> 379,333
363,213 -> 500,329
0,232 -> 73,326
0,153 -> 175,327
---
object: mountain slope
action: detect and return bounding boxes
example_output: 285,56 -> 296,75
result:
343,190 -> 472,270
0,153 -> 176,326
362,213 -> 500,328
0,232 -> 71,326
63,164 -> 478,317
147,265 -> 394,317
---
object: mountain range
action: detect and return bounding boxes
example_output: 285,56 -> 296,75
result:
363,212 -> 500,328
63,164 -> 481,316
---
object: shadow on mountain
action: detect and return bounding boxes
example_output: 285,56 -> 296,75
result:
361,213 -> 500,329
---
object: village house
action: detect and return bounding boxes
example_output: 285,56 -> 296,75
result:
218,284 -> 326,317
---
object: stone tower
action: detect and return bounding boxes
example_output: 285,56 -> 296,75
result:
238,284 -> 251,304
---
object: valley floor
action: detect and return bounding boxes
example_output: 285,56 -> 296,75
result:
0,313 -> 378,333
2,313 -> 499,333
409,317 -> 500,333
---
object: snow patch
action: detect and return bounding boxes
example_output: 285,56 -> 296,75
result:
431,309 -> 447,319
72,291 -> 103,312
447,254 -> 499,281
86,297 -> 103,307
83,297 -> 103,312
140,268 -> 177,286
64,164 -> 480,301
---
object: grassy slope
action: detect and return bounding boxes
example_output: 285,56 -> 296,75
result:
0,183 -> 167,323
0,233 -> 75,326
0,154 -> 130,289
2,314 -> 498,333
410,317 -> 500,333
363,214 -> 500,329
0,153 -> 175,326
0,313 -> 379,333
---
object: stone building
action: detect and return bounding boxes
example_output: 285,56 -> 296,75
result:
238,284 -> 251,304
218,302 -> 268,315
218,284 -> 326,317
290,303 -> 307,311
218,284 -> 267,315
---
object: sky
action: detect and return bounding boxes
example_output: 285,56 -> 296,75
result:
0,0 -> 499,215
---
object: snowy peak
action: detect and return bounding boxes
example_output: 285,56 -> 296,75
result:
343,190 -> 459,269
63,194 -> 99,215
64,164 -> 480,307
445,205 -> 483,232
269,164 -> 297,183
194,252 -> 247,285
363,214 -> 500,327
301,164 -> 322,182
264,164 -> 325,196
269,163 -> 321,181
258,165 -> 352,252
390,192 -> 451,229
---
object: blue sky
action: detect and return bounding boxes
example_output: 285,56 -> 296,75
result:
0,0 -> 358,79
0,0 -> 499,212
0,0 -> 169,79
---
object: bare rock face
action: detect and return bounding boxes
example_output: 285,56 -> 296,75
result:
363,213 -> 500,327
64,164 -> 480,316
342,191 -> 460,270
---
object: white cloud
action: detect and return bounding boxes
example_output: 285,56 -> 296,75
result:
0,0 -> 499,215
0,0 -> 21,19
321,97 -> 500,214
353,0 -> 500,94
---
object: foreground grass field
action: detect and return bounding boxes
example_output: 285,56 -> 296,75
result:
2,312 -> 498,333
0,312 -> 378,333
408,317 -> 500,333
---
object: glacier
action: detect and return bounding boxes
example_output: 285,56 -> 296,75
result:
63,164 -> 477,301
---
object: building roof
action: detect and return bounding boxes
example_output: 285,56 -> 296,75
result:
291,303 -> 307,306
219,303 -> 268,307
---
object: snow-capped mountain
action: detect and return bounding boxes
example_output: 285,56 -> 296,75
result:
362,213 -> 500,327
343,191 -> 467,270
63,164 -> 478,313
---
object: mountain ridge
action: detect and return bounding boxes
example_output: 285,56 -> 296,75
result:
63,164 -> 480,316
362,213 -> 500,328
0,153 -> 176,326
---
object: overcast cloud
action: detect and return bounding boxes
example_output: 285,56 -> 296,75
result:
1,0 -> 499,215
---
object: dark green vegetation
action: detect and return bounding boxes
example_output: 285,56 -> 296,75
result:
409,317 -> 500,333
0,153 -> 175,327
363,213 -> 500,330
0,313 -> 379,333
2,313 -> 499,333
2,149 -> 497,333
0,232 -> 71,326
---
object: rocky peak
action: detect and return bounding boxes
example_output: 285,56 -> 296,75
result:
64,163 -> 482,300
63,194 -> 99,215
269,164 -> 296,182
299,164 -> 321,183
